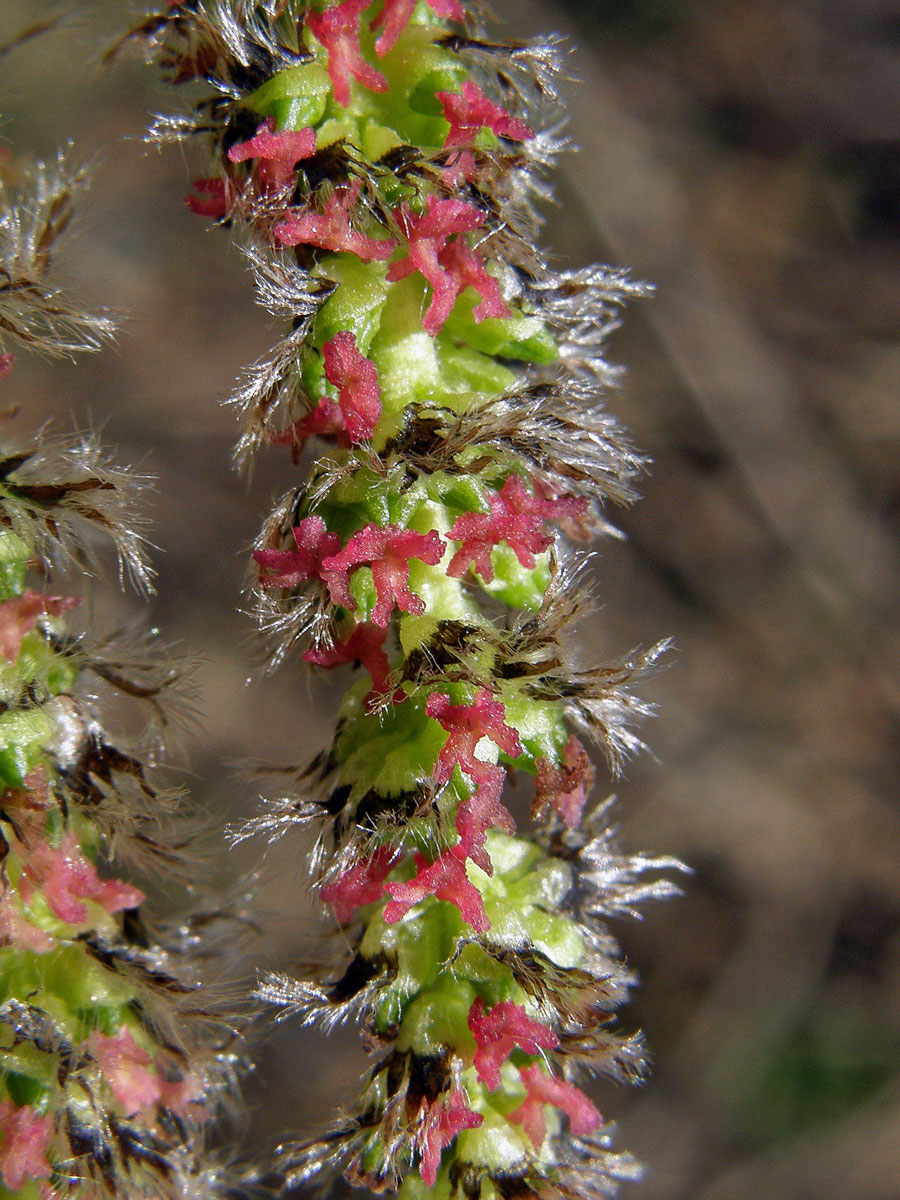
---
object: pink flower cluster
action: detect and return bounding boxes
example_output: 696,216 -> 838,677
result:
188,53 -> 534,339
271,330 -> 382,450
254,515 -> 340,590
534,734 -> 595,829
319,845 -> 400,923
0,1100 -> 53,1192
274,180 -> 396,261
186,119 -> 318,219
468,998 -> 559,1089
307,0 -> 388,107
322,688 -> 524,930
256,516 -> 443,627
437,81 -> 533,149
304,621 -> 397,702
305,0 -> 466,95
372,0 -> 464,58
467,998 -> 601,1149
426,688 -> 521,873
418,1088 -> 482,1187
280,192 -> 509,338
88,1027 -> 201,1119
384,845 -> 488,931
420,1094 -> 482,1185
227,117 -> 317,194
436,80 -> 534,182
388,196 -> 509,335
18,830 -> 143,929
321,525 -> 445,626
1,770 -> 138,954
448,475 -> 588,582
510,1063 -> 602,1148
185,176 -> 237,219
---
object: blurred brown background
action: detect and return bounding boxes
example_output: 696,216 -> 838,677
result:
2,2 -> 899,1197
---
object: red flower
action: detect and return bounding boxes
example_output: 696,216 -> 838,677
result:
304,621 -> 400,703
447,474 -> 584,582
322,331 -> 382,443
387,196 -> 492,335
270,398 -> 346,451
274,180 -> 396,261
227,117 -> 317,194
453,762 -> 513,873
426,689 -> 522,872
419,1089 -> 482,1186
0,892 -> 54,954
320,524 -> 444,627
21,832 -> 143,926
0,591 -> 79,663
446,507 -> 513,582
533,735 -> 595,829
503,473 -> 588,523
319,846 -> 400,924
0,1101 -> 53,1191
437,237 -> 510,323
254,516 -> 341,590
427,688 -> 522,786
185,177 -> 237,220
307,0 -> 388,107
508,1064 -> 602,1149
468,998 -> 559,1090
371,0 -> 465,58
275,332 -> 380,448
88,1027 -> 162,1117
384,846 -> 488,931
88,1029 -> 202,1118
437,81 -> 533,148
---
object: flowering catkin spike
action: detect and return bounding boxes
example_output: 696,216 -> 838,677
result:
0,138 -> 243,1199
129,2 -> 681,1197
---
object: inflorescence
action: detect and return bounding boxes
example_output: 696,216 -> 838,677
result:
124,4 -> 680,1199
0,142 -> 242,1199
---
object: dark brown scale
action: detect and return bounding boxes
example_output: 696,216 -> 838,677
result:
0,452 -> 32,478
353,786 -> 425,829
328,952 -> 381,1004
399,1049 -> 453,1107
67,1116 -> 118,1183
0,999 -> 72,1057
6,476 -> 115,505
222,108 -> 268,157
79,931 -> 196,996
301,143 -> 358,193
109,1116 -> 176,1176
377,145 -> 430,177
323,781 -> 353,816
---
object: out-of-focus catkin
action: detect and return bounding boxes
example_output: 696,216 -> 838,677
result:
0,146 -> 242,1200
126,3 -> 682,1198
